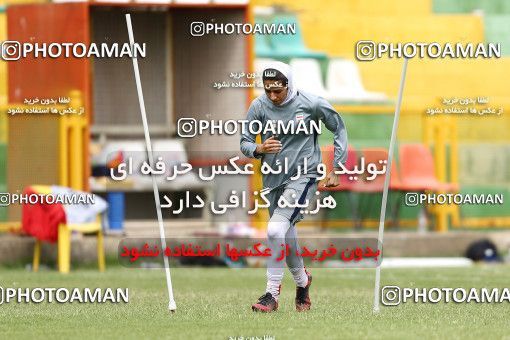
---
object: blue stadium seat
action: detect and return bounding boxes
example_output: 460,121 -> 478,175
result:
270,14 -> 327,59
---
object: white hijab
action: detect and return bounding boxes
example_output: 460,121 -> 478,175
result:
263,61 -> 298,106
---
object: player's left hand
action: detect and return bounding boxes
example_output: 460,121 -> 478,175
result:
323,169 -> 340,188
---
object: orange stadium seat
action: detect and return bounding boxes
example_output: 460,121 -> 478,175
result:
399,144 -> 458,192
351,148 -> 393,193
318,144 -> 358,192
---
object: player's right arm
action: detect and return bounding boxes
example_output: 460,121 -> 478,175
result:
240,102 -> 281,158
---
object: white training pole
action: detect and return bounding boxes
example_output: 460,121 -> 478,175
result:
373,57 -> 408,313
125,14 -> 177,312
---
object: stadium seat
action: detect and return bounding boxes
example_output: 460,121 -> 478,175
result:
318,145 -> 358,229
353,148 -> 416,228
318,144 -> 358,192
269,14 -> 327,59
35,216 -> 105,274
432,0 -> 470,13
433,0 -> 510,14
289,58 -> 327,97
484,15 -> 510,56
254,26 -> 275,58
399,144 -> 458,192
28,185 -> 106,274
346,148 -> 409,229
325,58 -> 388,103
351,148 -> 393,193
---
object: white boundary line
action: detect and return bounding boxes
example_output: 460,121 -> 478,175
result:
373,57 -> 408,313
125,14 -> 177,312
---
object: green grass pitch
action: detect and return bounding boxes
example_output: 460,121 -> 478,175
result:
0,265 -> 509,339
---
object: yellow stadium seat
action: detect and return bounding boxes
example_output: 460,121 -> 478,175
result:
30,185 -> 105,274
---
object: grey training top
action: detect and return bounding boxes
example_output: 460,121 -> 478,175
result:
240,90 -> 348,191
